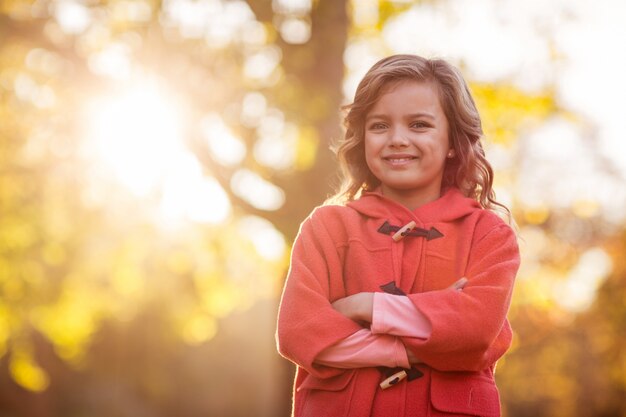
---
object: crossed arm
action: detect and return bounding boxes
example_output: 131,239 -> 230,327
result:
315,278 -> 468,368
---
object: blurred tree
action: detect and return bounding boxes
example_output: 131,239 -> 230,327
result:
1,0 -> 349,415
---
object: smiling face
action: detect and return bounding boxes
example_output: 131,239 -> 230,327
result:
364,80 -> 452,209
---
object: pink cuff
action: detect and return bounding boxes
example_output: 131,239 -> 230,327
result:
371,293 -> 432,338
315,329 -> 410,369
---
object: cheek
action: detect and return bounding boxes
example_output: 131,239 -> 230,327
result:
363,137 -> 380,172
427,134 -> 451,160
426,150 -> 448,171
431,143 -> 449,160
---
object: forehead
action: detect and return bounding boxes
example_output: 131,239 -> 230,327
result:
368,79 -> 443,115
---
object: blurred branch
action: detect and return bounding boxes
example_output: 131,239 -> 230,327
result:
0,16 -> 82,70
245,0 -> 274,23
190,137 -> 293,232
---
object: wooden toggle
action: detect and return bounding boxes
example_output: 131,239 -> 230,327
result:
380,370 -> 408,389
392,221 -> 416,242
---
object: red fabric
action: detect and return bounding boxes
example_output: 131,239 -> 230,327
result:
276,188 -> 520,417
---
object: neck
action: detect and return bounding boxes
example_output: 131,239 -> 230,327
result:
380,184 -> 442,211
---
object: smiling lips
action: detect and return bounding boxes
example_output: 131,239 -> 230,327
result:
382,154 -> 419,166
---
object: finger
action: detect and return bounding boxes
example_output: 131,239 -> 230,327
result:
331,299 -> 345,311
451,277 -> 468,291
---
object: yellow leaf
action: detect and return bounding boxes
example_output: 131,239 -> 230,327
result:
9,348 -> 49,392
572,199 -> 599,219
295,126 -> 318,171
30,287 -> 98,365
0,306 -> 9,359
181,314 -> 217,345
42,241 -> 66,266
166,250 -> 193,275
523,205 -> 550,225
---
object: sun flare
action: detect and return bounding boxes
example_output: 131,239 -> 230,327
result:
84,82 -> 184,196
80,79 -> 231,224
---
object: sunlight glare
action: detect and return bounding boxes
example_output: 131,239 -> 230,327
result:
160,153 -> 231,224
161,0 -> 256,45
88,43 -> 133,80
240,91 -> 267,127
244,46 -> 282,80
14,73 -> 56,108
238,216 -> 286,260
553,248 -> 613,312
231,169 -> 285,211
53,0 -> 91,34
279,17 -> 311,44
82,80 -> 231,225
85,83 -> 184,197
252,108 -> 296,168
201,113 -> 246,166
272,0 -> 312,15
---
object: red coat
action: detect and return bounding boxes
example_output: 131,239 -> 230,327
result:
276,188 -> 520,417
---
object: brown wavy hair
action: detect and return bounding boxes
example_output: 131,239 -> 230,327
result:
330,54 -> 508,214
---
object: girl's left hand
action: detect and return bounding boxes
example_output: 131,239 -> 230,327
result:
332,278 -> 466,324
331,292 -> 374,324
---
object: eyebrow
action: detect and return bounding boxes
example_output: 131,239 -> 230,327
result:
366,112 -> 436,121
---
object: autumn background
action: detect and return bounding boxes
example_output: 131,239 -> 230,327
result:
1,0 -> 625,416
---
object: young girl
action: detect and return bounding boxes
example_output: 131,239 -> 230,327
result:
276,54 -> 520,417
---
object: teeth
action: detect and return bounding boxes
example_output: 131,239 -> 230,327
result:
387,158 -> 414,162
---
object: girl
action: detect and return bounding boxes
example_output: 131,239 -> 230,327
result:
276,54 -> 520,417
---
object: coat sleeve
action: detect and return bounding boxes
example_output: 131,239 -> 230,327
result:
275,209 -> 364,379
315,328 -> 410,369
402,223 -> 520,372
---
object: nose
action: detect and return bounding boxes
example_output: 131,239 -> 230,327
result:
389,126 -> 409,147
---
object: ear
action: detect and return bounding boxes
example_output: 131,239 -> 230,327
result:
447,149 -> 456,158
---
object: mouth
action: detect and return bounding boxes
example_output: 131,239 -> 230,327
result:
382,155 -> 418,164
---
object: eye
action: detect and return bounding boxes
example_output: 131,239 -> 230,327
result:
368,122 -> 387,130
410,121 -> 430,129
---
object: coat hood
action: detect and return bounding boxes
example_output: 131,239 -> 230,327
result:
346,187 -> 481,224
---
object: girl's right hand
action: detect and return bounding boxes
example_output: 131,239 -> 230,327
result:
406,347 -> 421,365
449,277 -> 468,291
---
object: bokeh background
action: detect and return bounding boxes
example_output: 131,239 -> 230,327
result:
1,0 -> 626,416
